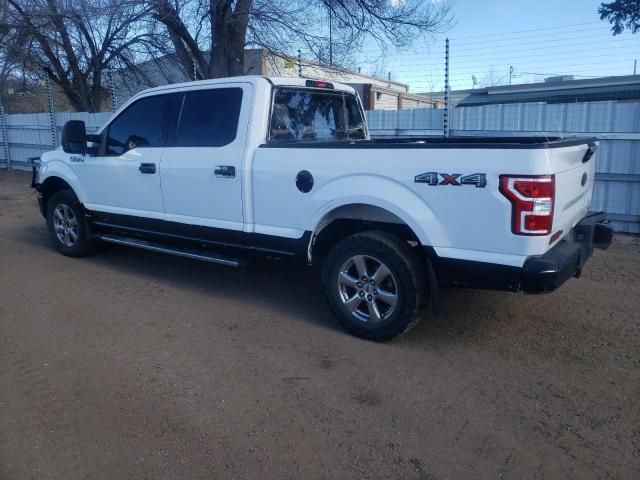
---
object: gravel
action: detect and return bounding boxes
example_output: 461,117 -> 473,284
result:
1,170 -> 639,479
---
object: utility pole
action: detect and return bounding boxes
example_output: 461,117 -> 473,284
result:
45,76 -> 57,147
0,103 -> 10,170
328,6 -> 333,67
108,70 -> 118,112
634,59 -> 637,76
297,49 -> 302,78
444,38 -> 450,138
509,66 -> 514,85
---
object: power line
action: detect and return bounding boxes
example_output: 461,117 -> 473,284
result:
448,59 -> 640,73
371,44 -> 638,61
448,26 -> 615,47
360,58 -> 639,76
367,25 -> 633,51
447,33 -> 635,52
357,36 -> 637,58
446,21 -> 602,41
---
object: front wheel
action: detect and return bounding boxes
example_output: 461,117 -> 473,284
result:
321,231 -> 427,341
46,190 -> 96,257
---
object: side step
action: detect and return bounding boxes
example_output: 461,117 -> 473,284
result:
96,234 -> 246,267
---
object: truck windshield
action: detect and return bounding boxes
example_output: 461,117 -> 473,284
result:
269,87 -> 367,142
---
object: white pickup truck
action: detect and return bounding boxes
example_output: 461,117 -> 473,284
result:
32,76 -> 612,340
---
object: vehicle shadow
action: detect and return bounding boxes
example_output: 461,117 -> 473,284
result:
14,223 -> 340,332
13,223 -> 514,347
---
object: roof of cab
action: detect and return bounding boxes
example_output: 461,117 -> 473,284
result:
132,75 -> 355,100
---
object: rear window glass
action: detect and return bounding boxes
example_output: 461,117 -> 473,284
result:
176,88 -> 243,147
269,88 -> 366,142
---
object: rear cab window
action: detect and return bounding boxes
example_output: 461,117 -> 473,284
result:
268,87 -> 367,143
174,88 -> 243,147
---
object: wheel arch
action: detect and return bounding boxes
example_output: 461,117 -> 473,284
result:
305,174 -> 439,261
37,158 -> 86,211
309,202 -> 427,265
39,176 -> 79,212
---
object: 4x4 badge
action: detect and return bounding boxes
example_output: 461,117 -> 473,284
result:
415,172 -> 487,188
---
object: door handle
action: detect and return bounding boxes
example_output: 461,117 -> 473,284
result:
214,165 -> 235,178
139,163 -> 156,174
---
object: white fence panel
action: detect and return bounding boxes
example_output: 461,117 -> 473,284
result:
0,111 -> 113,170
1,102 -> 637,233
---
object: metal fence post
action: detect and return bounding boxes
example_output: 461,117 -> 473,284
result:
108,70 -> 118,112
444,38 -> 450,138
45,76 -> 57,147
0,103 -> 10,170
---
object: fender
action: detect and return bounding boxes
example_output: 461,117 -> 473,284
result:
307,174 -> 440,247
38,153 -> 88,203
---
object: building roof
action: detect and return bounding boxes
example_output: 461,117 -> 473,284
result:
417,75 -> 640,107
457,75 -> 640,107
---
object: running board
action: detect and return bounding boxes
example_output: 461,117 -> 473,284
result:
96,234 -> 245,267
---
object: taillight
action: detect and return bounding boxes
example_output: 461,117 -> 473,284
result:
500,175 -> 555,235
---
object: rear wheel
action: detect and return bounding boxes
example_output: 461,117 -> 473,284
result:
321,231 -> 427,341
46,190 -> 96,257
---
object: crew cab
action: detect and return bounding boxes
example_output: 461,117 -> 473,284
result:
32,76 -> 613,340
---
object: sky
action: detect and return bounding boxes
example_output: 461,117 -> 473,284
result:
360,0 -> 640,92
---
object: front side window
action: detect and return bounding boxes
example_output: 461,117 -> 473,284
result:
175,88 -> 243,147
105,95 -> 169,155
269,88 -> 366,142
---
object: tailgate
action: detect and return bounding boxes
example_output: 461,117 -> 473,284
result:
550,140 -> 597,237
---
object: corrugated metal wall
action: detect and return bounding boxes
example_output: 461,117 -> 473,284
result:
367,101 -> 640,234
1,102 -> 637,234
0,112 -> 112,169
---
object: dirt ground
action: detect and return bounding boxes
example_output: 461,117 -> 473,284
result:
0,170 -> 639,480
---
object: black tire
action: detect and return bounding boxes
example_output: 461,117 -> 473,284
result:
46,190 -> 96,257
321,231 -> 427,341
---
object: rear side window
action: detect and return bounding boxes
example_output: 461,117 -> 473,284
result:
269,88 -> 366,142
105,95 -> 169,155
175,88 -> 243,147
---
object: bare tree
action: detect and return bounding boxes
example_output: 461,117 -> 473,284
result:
3,0 -> 163,111
150,0 -> 453,79
0,0 -> 17,98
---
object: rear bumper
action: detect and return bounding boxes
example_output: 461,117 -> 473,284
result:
521,212 -> 612,293
427,212 -> 613,294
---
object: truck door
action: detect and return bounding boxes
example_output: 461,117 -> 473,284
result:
159,84 -> 250,232
76,94 -> 171,220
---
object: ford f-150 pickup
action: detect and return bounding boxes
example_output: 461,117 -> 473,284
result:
32,76 -> 613,340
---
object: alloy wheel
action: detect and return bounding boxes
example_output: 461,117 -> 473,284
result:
337,254 -> 398,323
52,203 -> 78,247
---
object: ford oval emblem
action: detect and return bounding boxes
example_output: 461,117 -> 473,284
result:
581,172 -> 588,187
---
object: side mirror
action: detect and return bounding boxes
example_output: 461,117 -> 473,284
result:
61,120 -> 87,154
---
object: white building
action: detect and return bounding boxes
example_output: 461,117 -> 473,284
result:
114,49 -> 433,111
